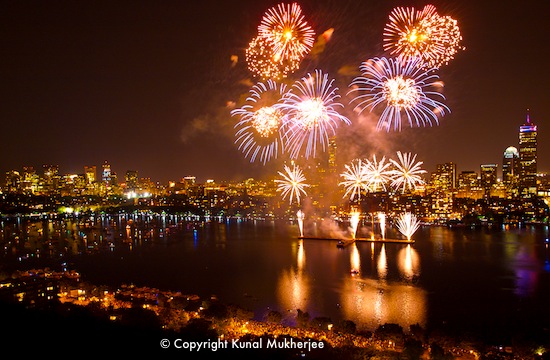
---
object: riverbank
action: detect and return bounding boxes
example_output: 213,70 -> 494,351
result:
1,268 -> 549,358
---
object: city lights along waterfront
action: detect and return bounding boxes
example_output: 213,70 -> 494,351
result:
1,213 -> 550,356
0,111 -> 549,357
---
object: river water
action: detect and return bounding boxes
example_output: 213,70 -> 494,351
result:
2,213 -> 550,340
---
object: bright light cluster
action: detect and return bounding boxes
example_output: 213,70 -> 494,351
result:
339,151 -> 427,200
383,4 -> 464,69
395,212 -> 422,240
232,70 -> 351,163
231,79 -> 287,164
275,164 -> 311,205
247,2 -> 315,80
348,57 -> 449,131
279,69 -> 351,159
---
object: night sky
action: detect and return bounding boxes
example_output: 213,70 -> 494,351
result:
0,0 -> 548,184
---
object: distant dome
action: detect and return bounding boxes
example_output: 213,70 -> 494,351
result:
504,146 -> 518,157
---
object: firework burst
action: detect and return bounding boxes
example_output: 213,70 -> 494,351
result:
258,2 -> 315,66
348,56 -> 449,131
363,155 -> 392,192
339,159 -> 369,201
395,212 -> 421,241
383,5 -> 464,69
231,79 -> 287,164
245,36 -> 300,80
275,164 -> 311,205
280,69 -> 351,159
389,151 -> 427,193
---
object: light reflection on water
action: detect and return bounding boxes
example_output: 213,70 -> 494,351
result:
339,242 -> 425,331
1,214 -> 549,334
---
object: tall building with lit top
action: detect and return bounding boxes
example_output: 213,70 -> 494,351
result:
502,147 -> 519,185
518,113 -> 537,197
102,161 -> 112,184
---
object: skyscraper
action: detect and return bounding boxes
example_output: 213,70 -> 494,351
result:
125,170 -> 139,190
480,164 -> 498,197
84,166 -> 97,185
102,161 -> 112,184
518,113 -> 537,197
431,162 -> 456,192
502,147 -> 519,185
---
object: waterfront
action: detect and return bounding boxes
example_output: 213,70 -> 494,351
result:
1,213 -> 550,343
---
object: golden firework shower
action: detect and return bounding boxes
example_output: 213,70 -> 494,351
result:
384,76 -> 421,109
383,5 -> 464,68
245,3 -> 314,80
258,3 -> 315,60
251,106 -> 282,138
245,36 -> 300,80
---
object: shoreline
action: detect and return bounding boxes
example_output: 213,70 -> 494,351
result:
1,267 -> 549,358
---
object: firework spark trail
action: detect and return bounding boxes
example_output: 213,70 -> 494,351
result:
297,210 -> 305,236
279,69 -> 351,159
378,212 -> 386,239
258,2 -> 315,65
231,79 -> 287,164
389,151 -> 427,193
348,56 -> 450,132
363,154 -> 393,192
350,210 -> 360,240
339,159 -> 369,201
383,5 -> 464,69
395,212 -> 421,241
275,164 -> 311,205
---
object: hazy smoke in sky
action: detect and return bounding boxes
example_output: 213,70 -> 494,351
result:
180,101 -> 236,144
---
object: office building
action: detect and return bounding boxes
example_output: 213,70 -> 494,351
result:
518,113 -> 537,197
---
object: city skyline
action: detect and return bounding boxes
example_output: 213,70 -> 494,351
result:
0,0 -> 548,184
2,112 -> 540,186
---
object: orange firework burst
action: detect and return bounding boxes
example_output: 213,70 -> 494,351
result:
258,2 -> 315,66
245,36 -> 300,80
383,5 -> 464,68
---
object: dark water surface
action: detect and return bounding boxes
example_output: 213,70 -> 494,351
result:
2,214 -> 550,340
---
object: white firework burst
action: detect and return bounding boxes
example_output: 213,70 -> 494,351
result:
339,159 -> 369,201
275,164 -> 311,205
389,151 -> 427,193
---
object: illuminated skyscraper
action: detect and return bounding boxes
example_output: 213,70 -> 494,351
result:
84,166 -> 97,184
457,170 -> 482,199
480,164 -> 498,197
429,162 -> 456,218
102,161 -> 112,184
42,164 -> 60,193
4,170 -> 21,193
502,147 -> 519,185
431,162 -> 456,192
125,170 -> 139,190
518,113 -> 537,197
